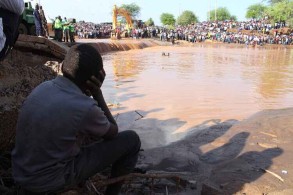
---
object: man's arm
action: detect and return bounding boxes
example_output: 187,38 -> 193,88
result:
92,90 -> 118,139
87,74 -> 118,140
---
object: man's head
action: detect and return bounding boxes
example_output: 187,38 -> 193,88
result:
62,44 -> 104,91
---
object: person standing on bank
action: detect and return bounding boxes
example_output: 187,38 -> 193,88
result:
12,44 -> 141,195
33,4 -> 42,37
54,16 -> 62,42
39,6 -> 49,38
69,22 -> 75,43
63,17 -> 69,42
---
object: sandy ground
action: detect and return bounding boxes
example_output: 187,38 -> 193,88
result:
138,108 -> 293,194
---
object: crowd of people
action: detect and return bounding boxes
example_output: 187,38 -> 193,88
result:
52,16 -> 76,42
103,19 -> 292,46
156,19 -> 293,46
33,4 -> 76,43
34,7 -> 292,46
75,21 -> 112,39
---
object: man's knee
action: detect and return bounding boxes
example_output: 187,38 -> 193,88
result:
119,130 -> 141,151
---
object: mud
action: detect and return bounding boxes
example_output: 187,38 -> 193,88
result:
139,108 -> 293,194
77,38 -> 160,53
0,35 -> 65,151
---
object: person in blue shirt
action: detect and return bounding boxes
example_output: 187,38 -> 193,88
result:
33,4 -> 42,36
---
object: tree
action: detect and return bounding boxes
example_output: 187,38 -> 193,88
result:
177,10 -> 198,25
145,18 -> 154,26
160,13 -> 176,26
265,0 -> 288,5
267,0 -> 293,25
208,7 -> 232,21
120,3 -> 141,19
246,3 -> 267,19
230,15 -> 238,21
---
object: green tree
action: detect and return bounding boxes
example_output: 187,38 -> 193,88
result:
230,15 -> 238,21
246,3 -> 267,19
267,0 -> 293,26
160,13 -> 176,26
266,0 -> 288,5
120,3 -> 141,19
177,10 -> 198,25
145,18 -> 154,26
208,7 -> 231,21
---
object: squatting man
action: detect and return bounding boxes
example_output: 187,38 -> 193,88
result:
12,44 -> 141,195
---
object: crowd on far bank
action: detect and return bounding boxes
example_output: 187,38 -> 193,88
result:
33,6 -> 292,46
154,20 -> 293,46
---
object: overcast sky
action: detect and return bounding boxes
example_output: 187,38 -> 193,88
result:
32,0 -> 263,24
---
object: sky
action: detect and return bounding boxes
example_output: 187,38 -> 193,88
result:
32,0 -> 264,24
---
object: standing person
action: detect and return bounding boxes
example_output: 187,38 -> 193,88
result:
33,4 -> 42,37
63,17 -> 69,42
39,6 -> 49,38
12,44 -> 141,195
54,16 -> 62,42
69,22 -> 75,43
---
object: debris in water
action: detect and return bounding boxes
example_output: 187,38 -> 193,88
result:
135,110 -> 144,121
107,103 -> 121,108
260,131 -> 277,138
260,168 -> 284,182
114,113 -> 120,121
257,142 -> 278,149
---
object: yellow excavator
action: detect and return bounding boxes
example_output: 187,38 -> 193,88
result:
112,5 -> 133,38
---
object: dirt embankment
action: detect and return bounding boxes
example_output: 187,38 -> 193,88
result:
0,35 -> 66,152
88,39 -> 160,53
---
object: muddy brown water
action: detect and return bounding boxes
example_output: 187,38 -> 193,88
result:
100,44 -> 293,148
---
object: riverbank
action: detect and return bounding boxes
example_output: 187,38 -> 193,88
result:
76,37 -> 293,50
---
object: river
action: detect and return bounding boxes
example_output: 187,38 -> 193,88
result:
101,44 -> 293,148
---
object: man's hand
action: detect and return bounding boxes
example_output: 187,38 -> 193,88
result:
86,70 -> 106,97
